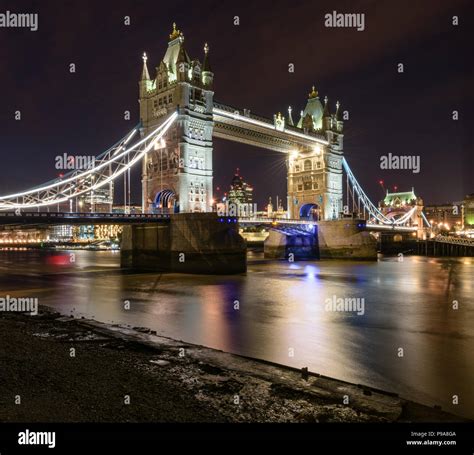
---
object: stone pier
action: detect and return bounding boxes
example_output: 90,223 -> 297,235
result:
121,213 -> 247,274
264,219 -> 377,260
317,219 -> 377,259
264,229 -> 319,259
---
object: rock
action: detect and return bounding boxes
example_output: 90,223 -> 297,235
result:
150,359 -> 170,366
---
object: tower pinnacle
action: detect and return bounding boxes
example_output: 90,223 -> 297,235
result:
309,85 -> 318,98
335,101 -> 342,120
203,42 -> 213,81
287,106 -> 294,126
141,52 -> 150,80
323,95 -> 330,117
169,22 -> 181,41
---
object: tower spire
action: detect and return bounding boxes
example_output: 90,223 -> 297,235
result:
287,106 -> 294,126
335,101 -> 342,120
323,96 -> 330,117
202,42 -> 214,87
141,52 -> 150,81
203,42 -> 212,72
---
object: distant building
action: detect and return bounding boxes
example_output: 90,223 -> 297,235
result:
464,193 -> 474,227
78,186 -> 113,213
112,204 -> 142,214
425,203 -> 462,231
379,189 -> 425,234
381,189 -> 418,208
71,224 -> 122,242
227,170 -> 253,205
50,225 -> 73,241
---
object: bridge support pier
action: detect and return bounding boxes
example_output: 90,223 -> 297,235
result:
121,213 -> 247,274
263,219 -> 377,260
264,229 -> 319,260
317,219 -> 377,259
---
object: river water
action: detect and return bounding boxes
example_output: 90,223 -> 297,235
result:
0,249 -> 472,418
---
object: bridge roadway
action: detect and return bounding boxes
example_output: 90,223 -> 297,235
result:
0,211 -> 419,233
0,212 -> 316,228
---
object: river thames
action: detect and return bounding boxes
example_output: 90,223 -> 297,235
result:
0,250 -> 472,418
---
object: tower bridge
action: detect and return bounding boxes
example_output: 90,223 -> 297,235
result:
0,23 -> 433,272
138,23 -> 343,222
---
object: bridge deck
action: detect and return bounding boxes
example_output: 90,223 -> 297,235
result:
0,212 -> 423,233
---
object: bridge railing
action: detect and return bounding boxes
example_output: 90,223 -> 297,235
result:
238,216 -> 316,225
433,235 -> 474,247
0,212 -> 171,220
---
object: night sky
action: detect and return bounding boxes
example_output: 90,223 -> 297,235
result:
0,0 -> 472,208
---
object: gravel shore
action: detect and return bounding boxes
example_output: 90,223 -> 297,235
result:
0,309 -> 467,423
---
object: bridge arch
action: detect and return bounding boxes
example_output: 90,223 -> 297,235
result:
154,189 -> 177,213
299,203 -> 320,221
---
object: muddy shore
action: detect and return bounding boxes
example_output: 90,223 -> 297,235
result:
0,309 -> 467,423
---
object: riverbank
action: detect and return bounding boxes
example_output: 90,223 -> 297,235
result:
0,308 -> 467,423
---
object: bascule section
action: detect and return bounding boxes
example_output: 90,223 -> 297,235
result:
139,23 -> 214,214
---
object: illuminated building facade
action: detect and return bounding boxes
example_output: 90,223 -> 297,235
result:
424,203 -> 462,231
77,186 -> 113,213
0,228 -> 47,245
50,225 -> 73,241
464,193 -> 474,227
227,171 -> 253,205
72,225 -> 122,241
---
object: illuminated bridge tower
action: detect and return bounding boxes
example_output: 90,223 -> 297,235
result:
287,87 -> 344,221
139,23 -> 214,213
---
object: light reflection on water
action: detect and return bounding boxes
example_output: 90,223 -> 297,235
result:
0,250 -> 472,419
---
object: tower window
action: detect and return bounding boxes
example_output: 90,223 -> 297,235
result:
304,160 -> 312,171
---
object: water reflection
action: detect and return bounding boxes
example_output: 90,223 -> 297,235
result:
0,250 -> 472,418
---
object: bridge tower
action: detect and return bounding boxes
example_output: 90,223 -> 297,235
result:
139,23 -> 214,213
286,87 -> 343,221
379,189 -> 426,239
